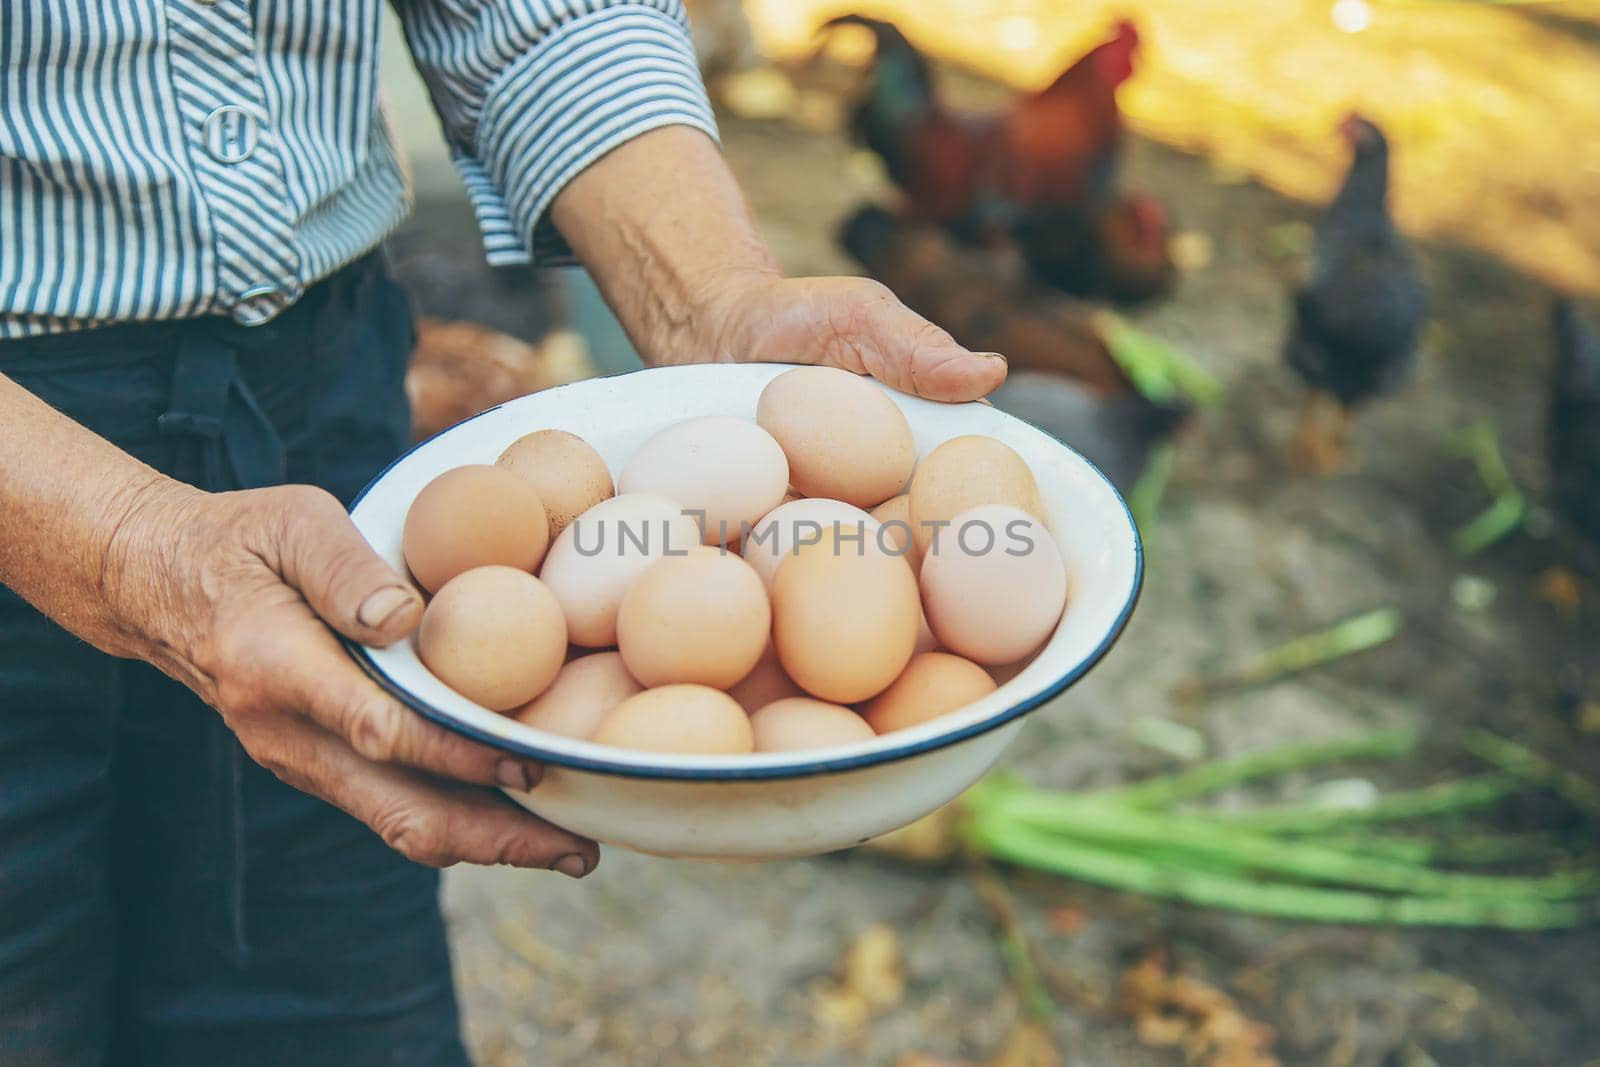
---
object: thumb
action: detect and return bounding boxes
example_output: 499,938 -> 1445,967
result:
272,486 -> 423,646
834,285 -> 1008,402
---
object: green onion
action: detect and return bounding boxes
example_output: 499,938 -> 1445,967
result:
1449,419 -> 1528,557
965,818 -> 1587,930
1096,727 -> 1417,809
1173,608 -> 1403,702
1098,312 -> 1223,408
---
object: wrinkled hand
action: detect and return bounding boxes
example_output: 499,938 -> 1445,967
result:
103,481 -> 598,876
694,275 -> 1008,402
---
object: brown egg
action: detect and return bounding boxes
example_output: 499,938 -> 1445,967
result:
538,493 -> 700,647
618,416 -> 789,545
402,465 -> 549,593
741,497 -> 877,590
907,436 -> 1044,558
726,641 -> 804,712
862,652 -> 998,734
497,429 -> 615,540
418,566 -> 567,711
771,531 -> 920,703
590,685 -> 754,754
616,547 -> 770,688
920,505 -> 1068,666
756,366 -> 916,509
511,651 -> 642,739
869,494 -> 923,574
749,698 -> 877,752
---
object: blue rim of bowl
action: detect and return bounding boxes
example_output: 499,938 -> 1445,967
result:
341,374 -> 1145,781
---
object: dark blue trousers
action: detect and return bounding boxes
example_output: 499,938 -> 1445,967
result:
0,257 -> 471,1066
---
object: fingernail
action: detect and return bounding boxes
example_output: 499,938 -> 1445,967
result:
358,585 -> 417,630
496,759 -> 538,791
554,853 -> 590,879
977,352 -> 1008,365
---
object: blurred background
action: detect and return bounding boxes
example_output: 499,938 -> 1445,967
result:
380,2 -> 1600,1064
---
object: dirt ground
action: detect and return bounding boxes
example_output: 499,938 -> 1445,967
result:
429,102 -> 1600,1065
373,12 -> 1600,1063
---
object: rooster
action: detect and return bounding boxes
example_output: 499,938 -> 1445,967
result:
829,15 -> 1168,304
1550,298 -> 1600,548
1285,114 -> 1425,474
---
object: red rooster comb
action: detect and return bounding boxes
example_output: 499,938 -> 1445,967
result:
1093,17 -> 1142,85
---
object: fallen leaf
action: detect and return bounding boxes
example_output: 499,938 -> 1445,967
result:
1535,566 -> 1583,617
1045,905 -> 1085,937
842,924 -> 905,1010
810,923 -> 905,1030
1119,950 -> 1279,1067
810,977 -> 871,1032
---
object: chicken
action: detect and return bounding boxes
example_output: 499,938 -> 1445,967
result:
1549,298 -> 1600,548
406,320 -> 593,442
829,15 -> 1143,253
1016,191 -> 1176,307
991,17 -> 1140,220
839,203 -> 1129,390
827,15 -> 992,229
1285,114 -> 1426,474
838,204 -> 1189,488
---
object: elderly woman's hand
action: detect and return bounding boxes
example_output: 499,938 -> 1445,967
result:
100,479 -> 598,876
551,126 -> 1008,403
691,274 -> 1007,402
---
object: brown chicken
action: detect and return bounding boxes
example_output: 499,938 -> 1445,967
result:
830,15 -> 1169,305
405,319 -> 593,442
839,204 -> 1190,489
830,15 -> 1138,233
1017,190 -> 1176,307
839,204 -> 1127,390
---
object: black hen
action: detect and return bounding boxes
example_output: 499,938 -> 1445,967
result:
1285,114 -> 1426,473
1550,298 -> 1600,547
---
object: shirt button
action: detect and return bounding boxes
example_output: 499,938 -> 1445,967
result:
203,105 -> 260,164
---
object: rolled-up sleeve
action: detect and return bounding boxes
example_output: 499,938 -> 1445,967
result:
392,0 -> 719,265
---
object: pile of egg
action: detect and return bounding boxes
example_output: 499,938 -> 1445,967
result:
400,366 -> 1070,756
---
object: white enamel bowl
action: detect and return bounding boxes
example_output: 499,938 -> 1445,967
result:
346,363 -> 1142,859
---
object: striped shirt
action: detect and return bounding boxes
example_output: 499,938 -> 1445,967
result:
0,0 -> 718,339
